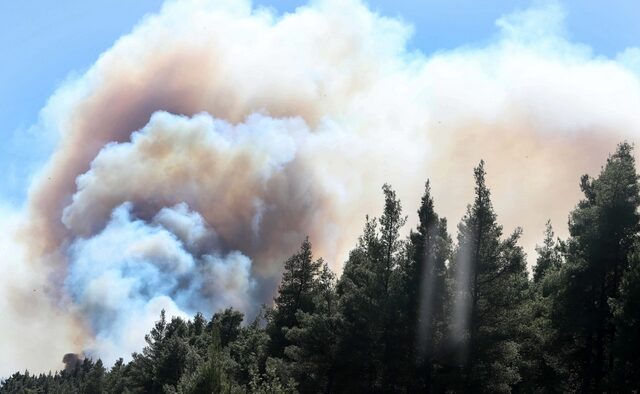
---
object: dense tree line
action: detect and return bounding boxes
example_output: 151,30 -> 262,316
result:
2,143 -> 640,393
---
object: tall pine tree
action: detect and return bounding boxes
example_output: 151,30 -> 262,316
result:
399,180 -> 452,391
267,238 -> 323,358
533,220 -> 562,284
336,184 -> 407,392
551,142 -> 640,392
285,262 -> 341,393
450,160 -> 529,393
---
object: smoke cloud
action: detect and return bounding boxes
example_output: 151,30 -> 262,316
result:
2,0 -> 640,375
66,202 -> 256,363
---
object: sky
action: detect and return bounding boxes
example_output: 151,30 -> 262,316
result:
1,0 -> 640,206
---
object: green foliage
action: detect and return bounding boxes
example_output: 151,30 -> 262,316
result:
533,220 -> 562,283
227,309 -> 270,387
549,142 -> 640,392
3,143 -> 640,394
174,328 -> 240,394
380,180 -> 454,391
248,359 -> 297,394
335,184 -> 409,392
450,160 -> 530,392
267,238 -> 324,359
611,249 -> 640,389
285,262 -> 341,393
209,308 -> 243,348
515,225 -> 566,393
84,359 -> 105,394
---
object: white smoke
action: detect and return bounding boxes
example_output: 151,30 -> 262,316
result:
65,202 -> 255,363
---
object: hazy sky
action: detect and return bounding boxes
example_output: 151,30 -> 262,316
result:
1,0 -> 639,206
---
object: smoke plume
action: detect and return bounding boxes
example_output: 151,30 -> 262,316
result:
1,0 -> 640,375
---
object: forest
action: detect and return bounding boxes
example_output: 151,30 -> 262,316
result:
1,142 -> 639,393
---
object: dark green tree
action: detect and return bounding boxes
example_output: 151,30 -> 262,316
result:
175,328 -> 239,394
248,358 -> 297,394
83,359 -> 105,394
334,215 -> 381,392
378,184 -> 408,390
516,223 -> 566,393
267,238 -> 324,358
450,161 -> 529,393
209,308 -> 244,348
228,310 -> 270,387
127,310 -> 166,393
550,142 -> 640,392
128,311 -> 190,393
611,248 -> 640,390
533,220 -> 562,284
400,180 -> 452,391
104,358 -> 128,394
285,262 -> 341,393
335,184 -> 407,392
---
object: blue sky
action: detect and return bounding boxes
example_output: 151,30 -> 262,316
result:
1,0 -> 639,206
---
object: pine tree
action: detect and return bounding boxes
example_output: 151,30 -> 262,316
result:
611,249 -> 640,390
285,262 -> 341,393
209,308 -> 243,348
128,310 -> 167,393
176,327 -> 239,394
104,358 -> 128,394
228,310 -> 270,387
267,238 -> 323,359
551,142 -> 640,392
515,222 -> 566,393
248,359 -> 297,394
84,359 -> 105,394
401,180 -> 452,391
335,184 -> 407,391
533,220 -> 562,283
127,311 -> 190,393
378,184 -> 408,390
450,161 -> 529,393
334,215 -> 381,392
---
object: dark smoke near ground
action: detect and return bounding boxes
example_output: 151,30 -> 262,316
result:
62,354 -> 83,373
